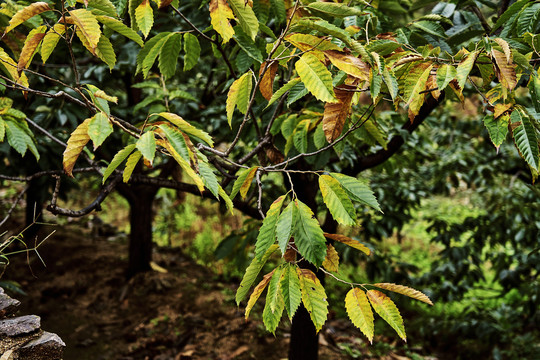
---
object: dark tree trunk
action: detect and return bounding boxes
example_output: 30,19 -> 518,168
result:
119,184 -> 158,278
288,167 -> 325,360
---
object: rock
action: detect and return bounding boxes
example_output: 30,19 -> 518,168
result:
0,295 -> 20,318
16,332 -> 65,360
0,315 -> 40,337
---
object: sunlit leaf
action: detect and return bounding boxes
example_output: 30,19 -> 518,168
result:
319,175 -> 356,226
135,0 -> 154,39
63,119 -> 92,177
295,53 -> 337,103
4,2 -> 51,34
323,233 -> 370,256
88,112 -> 113,149
322,244 -> 339,272
228,0 -> 259,41
297,268 -> 328,333
372,283 -> 433,305
123,150 -> 142,182
102,144 -> 136,184
345,288 -> 374,343
367,290 -> 406,341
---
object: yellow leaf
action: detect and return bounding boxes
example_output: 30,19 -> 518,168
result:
240,166 -> 258,199
63,118 -> 91,177
404,63 -> 433,121
17,26 -> 47,72
209,0 -> 235,43
324,50 -> 369,81
372,283 -> 433,305
322,84 -> 355,143
323,233 -> 370,255
345,288 -> 374,343
295,52 -> 337,103
286,34 -> 342,53
297,268 -> 328,333
322,244 -> 339,272
70,8 -> 102,55
4,2 -> 51,34
493,38 -> 511,63
226,72 -> 252,126
0,48 -> 29,89
245,270 -> 275,319
41,24 -> 66,64
135,0 -> 154,39
367,290 -> 406,342
491,49 -> 517,90
494,103 -> 512,119
161,140 -> 205,192
259,61 -> 278,101
123,150 -> 142,182
94,90 -> 118,103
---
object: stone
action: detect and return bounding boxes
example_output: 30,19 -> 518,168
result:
0,294 -> 20,318
0,315 -> 40,337
16,332 -> 65,360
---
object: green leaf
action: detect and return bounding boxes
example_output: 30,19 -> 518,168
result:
411,20 -> 446,38
86,0 -> 118,17
295,53 -> 337,103
236,244 -> 279,305
198,160 -> 220,200
230,166 -> 258,200
492,0 -> 529,32
141,33 -> 173,78
96,35 -> 117,70
483,114 -> 509,149
270,0 -> 286,24
228,0 -> 259,41
183,32 -> 201,71
293,119 -> 310,153
456,51 -> 479,90
159,33 -> 182,79
233,26 -> 263,63
96,15 -> 143,47
294,200 -> 327,267
41,24 -> 66,63
382,67 -> 399,101
517,3 -> 540,35
280,264 -> 301,320
276,201 -> 297,254
306,2 -> 365,17
329,173 -> 381,212
367,290 -> 406,342
135,0 -> 153,39
255,195 -> 285,259
154,112 -> 213,147
297,268 -> 328,333
436,64 -> 457,91
267,77 -> 301,107
88,112 -> 113,149
266,267 -> 284,313
528,74 -> 540,114
0,118 -> 5,142
319,175 -> 356,226
226,72 -> 253,126
102,143 -> 136,184
123,150 -> 142,183
4,120 -> 29,157
511,109 -> 539,171
136,32 -> 169,73
345,288 -> 374,343
158,124 -> 191,162
136,131 -> 156,164
262,277 -> 285,334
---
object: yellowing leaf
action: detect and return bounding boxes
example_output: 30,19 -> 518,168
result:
286,34 -> 342,53
123,150 -> 142,182
228,0 -> 259,41
345,288 -> 374,343
154,112 -> 213,147
226,72 -> 252,126
319,174 -> 356,226
322,85 -> 355,143
41,24 -> 66,64
493,38 -> 512,63
456,50 -> 479,90
295,53 -> 337,103
435,64 -> 456,91
230,165 -> 259,200
324,50 -> 369,80
135,0 -> 154,39
322,244 -> 339,272
403,63 -> 432,121
102,144 -> 136,184
4,2 -> 51,34
367,290 -> 406,342
17,26 -> 47,71
70,8 -> 102,54
263,268 -> 285,334
323,233 -> 370,256
0,48 -> 29,89
259,61 -> 278,101
63,118 -> 91,177
297,268 -> 328,333
491,49 -> 517,90
209,0 -> 235,43
237,244 -> 279,305
245,269 -> 274,319
94,90 -> 118,103
373,283 -> 433,305
96,15 -> 144,47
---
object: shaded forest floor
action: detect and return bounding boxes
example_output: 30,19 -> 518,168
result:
1,220 -> 406,360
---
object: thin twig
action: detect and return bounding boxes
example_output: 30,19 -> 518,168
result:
0,186 -> 29,228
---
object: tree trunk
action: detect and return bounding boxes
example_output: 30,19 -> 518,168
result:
119,184 -> 158,278
288,169 -> 322,360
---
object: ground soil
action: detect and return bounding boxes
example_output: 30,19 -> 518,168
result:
1,220 -> 384,360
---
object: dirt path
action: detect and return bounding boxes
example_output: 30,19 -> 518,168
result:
2,222 -> 354,360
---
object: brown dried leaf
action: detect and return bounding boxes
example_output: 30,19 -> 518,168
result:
245,269 -> 275,319
265,144 -> 284,164
491,49 -> 517,90
322,244 -> 339,272
17,30 -> 46,72
322,85 -> 355,142
323,233 -> 370,255
259,61 -> 278,101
